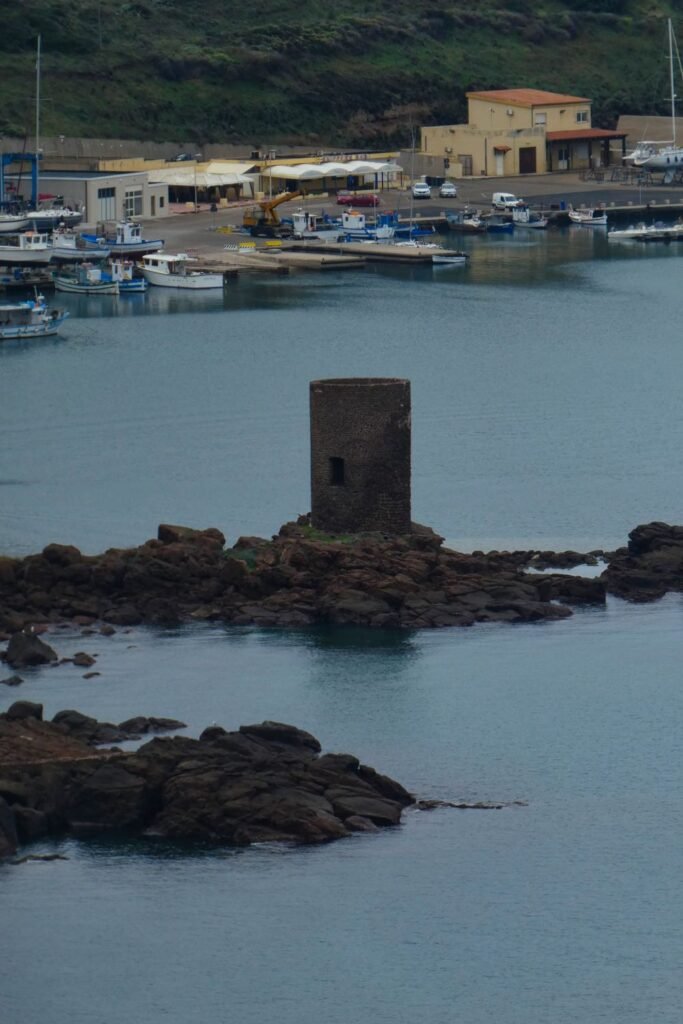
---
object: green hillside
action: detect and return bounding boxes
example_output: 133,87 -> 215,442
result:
2,1 -> 683,146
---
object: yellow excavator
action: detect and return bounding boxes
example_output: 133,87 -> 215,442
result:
242,190 -> 303,237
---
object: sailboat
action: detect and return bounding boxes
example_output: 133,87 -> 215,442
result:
627,19 -> 683,170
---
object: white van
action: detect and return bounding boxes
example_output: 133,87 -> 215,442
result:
492,192 -> 523,210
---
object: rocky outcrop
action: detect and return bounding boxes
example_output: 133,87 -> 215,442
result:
0,519 -> 609,637
0,708 -> 414,855
602,522 -> 683,602
4,630 -> 58,668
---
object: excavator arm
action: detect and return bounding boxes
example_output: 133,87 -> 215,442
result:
243,190 -> 303,234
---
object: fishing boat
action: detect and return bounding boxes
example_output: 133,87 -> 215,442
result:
482,214 -> 514,233
24,206 -> 83,231
0,231 -> 52,265
54,262 -> 119,294
138,253 -> 225,289
445,210 -> 486,233
290,210 -> 343,241
109,258 -> 148,292
568,206 -> 608,226
0,212 -> 31,233
81,221 -> 164,256
626,20 -> 683,170
512,205 -> 548,229
340,209 -> 395,241
50,229 -> 110,261
0,293 -> 68,340
0,266 -> 54,291
608,219 -> 683,242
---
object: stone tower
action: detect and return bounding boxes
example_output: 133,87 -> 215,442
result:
310,377 -> 411,535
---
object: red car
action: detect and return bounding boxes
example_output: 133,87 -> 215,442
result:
336,191 -> 380,207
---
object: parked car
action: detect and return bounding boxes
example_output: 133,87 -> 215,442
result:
439,181 -> 458,198
492,192 -> 524,210
336,191 -> 380,207
412,182 -> 432,199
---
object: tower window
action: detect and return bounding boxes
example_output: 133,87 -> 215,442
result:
329,457 -> 345,485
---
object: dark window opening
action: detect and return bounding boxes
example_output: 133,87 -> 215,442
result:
329,457 -> 345,485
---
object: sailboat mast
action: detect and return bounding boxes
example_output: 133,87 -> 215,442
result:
670,19 -> 676,147
35,34 -> 41,205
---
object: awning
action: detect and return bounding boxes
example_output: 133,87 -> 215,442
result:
262,160 -> 402,180
149,168 -> 253,187
493,145 -> 511,153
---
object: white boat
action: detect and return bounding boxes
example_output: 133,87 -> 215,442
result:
432,251 -> 468,264
51,229 -> 110,261
109,258 -> 147,293
139,253 -> 225,289
55,262 -> 119,295
626,20 -> 683,171
568,206 -> 608,226
0,231 -> 52,265
0,293 -> 68,340
512,205 -> 548,229
340,210 -> 395,241
0,212 -> 31,233
290,210 -> 342,240
24,207 -> 83,231
608,219 -> 683,242
83,221 -> 164,256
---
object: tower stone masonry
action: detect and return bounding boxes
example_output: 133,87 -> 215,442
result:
310,377 -> 411,535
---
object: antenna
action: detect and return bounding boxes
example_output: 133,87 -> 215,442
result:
35,34 -> 41,208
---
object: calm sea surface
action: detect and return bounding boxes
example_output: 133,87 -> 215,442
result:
2,228 -> 683,1023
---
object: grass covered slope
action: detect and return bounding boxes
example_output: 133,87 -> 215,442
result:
2,1 -> 682,145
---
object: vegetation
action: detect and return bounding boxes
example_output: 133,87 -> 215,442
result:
3,1 -> 683,145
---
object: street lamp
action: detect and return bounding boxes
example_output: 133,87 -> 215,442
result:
193,152 -> 202,211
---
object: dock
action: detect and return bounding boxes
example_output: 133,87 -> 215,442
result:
286,240 -> 463,262
194,245 -> 366,273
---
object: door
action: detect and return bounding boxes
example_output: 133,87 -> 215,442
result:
495,152 -> 505,176
519,147 -> 537,173
557,146 -> 569,170
151,195 -> 156,216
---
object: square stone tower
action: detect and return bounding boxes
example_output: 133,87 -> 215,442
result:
310,377 -> 411,534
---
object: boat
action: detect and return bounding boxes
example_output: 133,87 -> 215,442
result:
54,262 -> 119,294
512,205 -> 548,229
290,210 -> 343,241
626,19 -> 683,171
24,206 -> 83,231
50,229 -> 110,261
568,206 -> 608,226
0,293 -> 68,340
82,221 -> 164,256
109,258 -> 148,292
340,209 -> 395,241
432,251 -> 469,265
0,212 -> 31,233
482,214 -> 514,233
0,230 -> 52,265
607,219 -> 683,242
445,210 -> 486,233
0,266 -> 54,291
138,253 -> 225,289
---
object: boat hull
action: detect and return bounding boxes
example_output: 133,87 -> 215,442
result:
55,276 -> 119,295
140,267 -> 225,289
0,312 -> 69,341
0,218 -> 30,233
0,249 -> 52,265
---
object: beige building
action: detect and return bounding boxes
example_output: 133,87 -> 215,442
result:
422,89 -> 626,176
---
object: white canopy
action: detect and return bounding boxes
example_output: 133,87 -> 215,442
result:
150,164 -> 253,187
263,160 -> 401,180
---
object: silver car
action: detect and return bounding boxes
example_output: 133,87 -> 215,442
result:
412,182 -> 432,199
439,182 -> 458,198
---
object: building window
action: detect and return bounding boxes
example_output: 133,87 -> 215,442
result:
576,111 -> 588,123
96,186 -> 116,221
124,188 -> 143,217
329,457 -> 345,486
534,112 -> 547,127
159,196 -> 165,208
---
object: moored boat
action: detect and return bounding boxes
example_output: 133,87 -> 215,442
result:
290,210 -> 343,241
568,206 -> 608,226
109,258 -> 148,292
24,207 -> 83,231
139,253 -> 225,289
54,262 -> 119,294
0,212 -> 31,233
432,250 -> 469,264
482,214 -> 514,233
51,229 -> 110,261
340,209 -> 395,241
0,293 -> 68,340
82,221 -> 164,256
0,230 -> 52,265
446,210 -> 486,233
512,205 -> 548,229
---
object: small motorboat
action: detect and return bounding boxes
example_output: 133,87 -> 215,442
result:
0,230 -> 52,265
51,229 -> 110,261
82,221 -> 164,256
482,214 -> 514,233
432,251 -> 469,265
0,293 -> 68,340
109,258 -> 148,292
139,252 -> 226,289
512,205 -> 548,229
568,206 -> 608,226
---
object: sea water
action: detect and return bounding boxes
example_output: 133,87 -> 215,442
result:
2,228 -> 683,1023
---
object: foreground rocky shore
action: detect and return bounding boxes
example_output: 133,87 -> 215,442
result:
0,704 -> 414,858
1,519 -> 681,641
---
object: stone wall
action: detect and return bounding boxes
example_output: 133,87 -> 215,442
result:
310,378 -> 411,535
